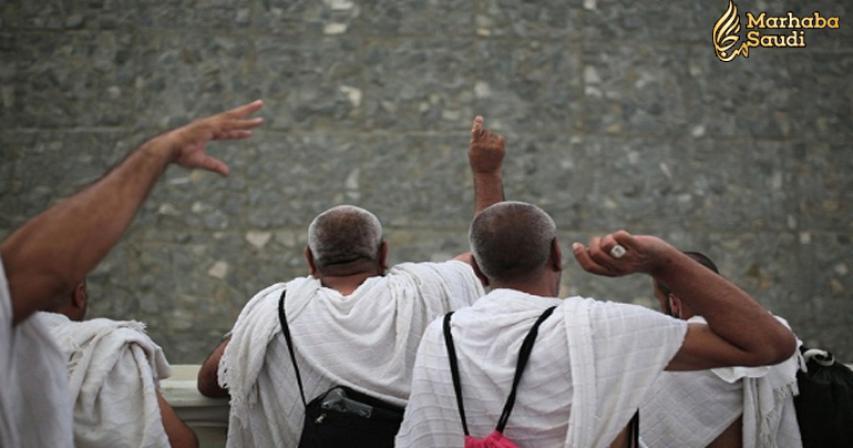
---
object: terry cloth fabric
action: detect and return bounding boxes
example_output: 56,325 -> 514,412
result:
40,312 -> 172,448
0,256 -> 74,448
219,260 -> 484,448
395,289 -> 688,448
640,315 -> 802,448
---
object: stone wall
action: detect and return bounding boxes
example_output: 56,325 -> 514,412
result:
1,0 -> 850,363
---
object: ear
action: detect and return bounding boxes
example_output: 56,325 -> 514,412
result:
72,282 -> 87,309
668,294 -> 683,319
469,256 -> 490,287
305,247 -> 318,276
378,241 -> 389,272
549,238 -> 563,272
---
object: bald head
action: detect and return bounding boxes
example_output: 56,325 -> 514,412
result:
469,201 -> 558,282
307,205 -> 383,269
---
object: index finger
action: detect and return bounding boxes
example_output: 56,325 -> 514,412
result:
226,99 -> 264,118
471,115 -> 485,139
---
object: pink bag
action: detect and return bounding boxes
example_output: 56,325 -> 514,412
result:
464,431 -> 520,448
443,307 -> 556,448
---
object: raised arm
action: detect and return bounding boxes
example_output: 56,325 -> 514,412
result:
454,116 -> 506,266
1,100 -> 264,325
468,116 -> 505,214
571,231 -> 796,370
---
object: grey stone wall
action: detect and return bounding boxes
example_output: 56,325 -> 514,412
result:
1,0 -> 850,363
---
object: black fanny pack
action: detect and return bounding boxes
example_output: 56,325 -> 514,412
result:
277,289 -> 405,448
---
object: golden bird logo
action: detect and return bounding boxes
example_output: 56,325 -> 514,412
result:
713,0 -> 750,61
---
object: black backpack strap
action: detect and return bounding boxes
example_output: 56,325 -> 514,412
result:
495,306 -> 557,433
278,288 -> 308,408
443,312 -> 470,436
629,410 -> 639,448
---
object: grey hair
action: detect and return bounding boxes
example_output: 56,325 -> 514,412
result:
307,205 -> 383,267
469,201 -> 557,281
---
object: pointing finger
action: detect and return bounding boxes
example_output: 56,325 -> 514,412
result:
227,99 -> 264,118
471,115 -> 485,139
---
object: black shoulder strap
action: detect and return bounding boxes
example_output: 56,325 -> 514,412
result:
278,288 -> 308,408
443,311 -> 470,436
495,306 -> 556,432
443,306 -> 557,436
629,411 -> 640,448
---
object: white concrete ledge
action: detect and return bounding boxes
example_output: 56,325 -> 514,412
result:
162,363 -> 853,447
161,365 -> 229,448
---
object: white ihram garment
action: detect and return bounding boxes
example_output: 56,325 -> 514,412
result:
40,312 -> 172,448
395,289 -> 688,448
220,261 -> 484,448
640,316 -> 802,448
0,257 -> 74,448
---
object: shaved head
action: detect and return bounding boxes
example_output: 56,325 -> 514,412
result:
308,205 -> 383,268
469,201 -> 557,282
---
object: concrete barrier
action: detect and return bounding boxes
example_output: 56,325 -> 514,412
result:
162,363 -> 853,448
161,365 -> 229,448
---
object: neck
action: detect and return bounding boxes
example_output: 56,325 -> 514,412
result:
490,275 -> 559,298
314,260 -> 382,296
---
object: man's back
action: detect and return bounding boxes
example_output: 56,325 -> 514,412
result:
221,261 -> 483,447
640,317 -> 803,448
396,288 -> 687,447
641,368 -> 744,447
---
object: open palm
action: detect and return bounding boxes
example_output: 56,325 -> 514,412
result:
166,100 -> 265,176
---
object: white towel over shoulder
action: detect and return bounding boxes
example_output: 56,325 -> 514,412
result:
220,261 -> 484,448
640,315 -> 802,448
40,312 -> 172,448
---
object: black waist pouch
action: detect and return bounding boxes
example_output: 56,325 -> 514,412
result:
299,385 -> 404,448
278,289 -> 404,448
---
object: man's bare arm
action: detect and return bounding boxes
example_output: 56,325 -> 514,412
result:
572,231 -> 796,370
451,116 -> 507,266
468,116 -> 505,215
197,337 -> 230,398
156,390 -> 199,448
0,101 -> 264,325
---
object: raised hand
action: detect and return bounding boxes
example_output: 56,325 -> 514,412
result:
1,100 -> 266,324
468,115 -> 505,175
570,230 -> 675,277
157,100 -> 265,176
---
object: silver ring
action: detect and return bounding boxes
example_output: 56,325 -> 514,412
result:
609,244 -> 626,259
